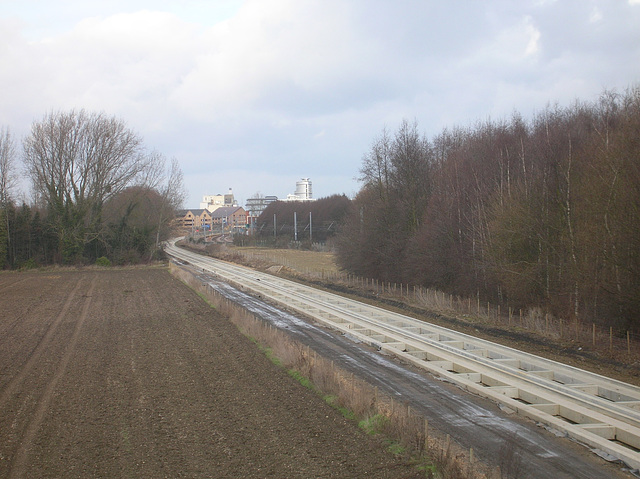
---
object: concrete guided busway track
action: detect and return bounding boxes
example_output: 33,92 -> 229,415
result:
166,241 -> 640,472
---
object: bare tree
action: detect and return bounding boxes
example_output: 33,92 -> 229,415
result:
0,126 -> 16,206
0,126 -> 17,265
23,109 -> 158,262
154,155 -> 186,253
359,127 -> 392,203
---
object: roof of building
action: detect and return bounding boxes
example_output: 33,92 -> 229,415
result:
176,209 -> 211,217
210,206 -> 245,218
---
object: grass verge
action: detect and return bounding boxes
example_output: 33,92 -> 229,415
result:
170,261 -> 495,479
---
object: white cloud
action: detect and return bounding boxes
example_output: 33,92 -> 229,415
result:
481,15 -> 542,63
1,0 -> 639,207
168,0 -> 371,121
589,6 -> 603,23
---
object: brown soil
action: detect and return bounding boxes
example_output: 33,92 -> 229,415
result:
0,267 -> 422,479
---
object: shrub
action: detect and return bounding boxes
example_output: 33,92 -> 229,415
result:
95,256 -> 112,267
20,258 -> 38,270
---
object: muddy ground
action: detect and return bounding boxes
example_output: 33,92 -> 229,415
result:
0,267 -> 423,479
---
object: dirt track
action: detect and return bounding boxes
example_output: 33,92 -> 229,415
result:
0,267 -> 422,478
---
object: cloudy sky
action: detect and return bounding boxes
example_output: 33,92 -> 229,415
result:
1,0 -> 639,207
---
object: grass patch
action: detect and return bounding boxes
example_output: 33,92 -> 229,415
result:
387,441 -> 406,456
288,369 -> 314,389
359,414 -> 388,435
320,394 -> 355,420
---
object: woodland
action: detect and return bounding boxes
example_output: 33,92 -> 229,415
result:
251,194 -> 352,245
3,87 -> 640,329
0,110 -> 185,267
335,87 -> 640,329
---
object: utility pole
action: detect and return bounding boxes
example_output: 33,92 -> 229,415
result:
294,211 -> 298,242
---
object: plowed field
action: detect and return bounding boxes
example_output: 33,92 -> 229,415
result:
0,267 -> 421,478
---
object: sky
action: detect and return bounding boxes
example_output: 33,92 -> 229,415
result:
1,0 -> 640,208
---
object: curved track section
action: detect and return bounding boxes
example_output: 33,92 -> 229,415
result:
166,242 -> 640,471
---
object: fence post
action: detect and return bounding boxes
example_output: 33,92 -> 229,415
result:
610,327 -> 613,353
424,419 -> 429,453
350,372 -> 355,402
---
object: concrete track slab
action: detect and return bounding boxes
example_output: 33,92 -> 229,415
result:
176,261 -> 635,479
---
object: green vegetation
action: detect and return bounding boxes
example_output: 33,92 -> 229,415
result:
95,256 -> 111,267
359,414 -> 388,435
0,109 -> 185,268
287,369 -> 314,390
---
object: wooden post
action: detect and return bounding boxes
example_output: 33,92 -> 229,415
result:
610,326 -> 613,353
424,419 -> 429,452
509,307 -> 512,326
628,331 -> 631,356
592,323 -> 596,346
350,372 -> 355,401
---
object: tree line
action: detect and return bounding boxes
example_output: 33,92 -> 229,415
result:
252,194 -> 351,247
336,86 -> 640,329
0,109 -> 185,267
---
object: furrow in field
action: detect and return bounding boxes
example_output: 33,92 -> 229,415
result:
4,275 -> 97,479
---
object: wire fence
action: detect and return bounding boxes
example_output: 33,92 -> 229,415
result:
335,274 -> 640,363
226,247 -> 640,364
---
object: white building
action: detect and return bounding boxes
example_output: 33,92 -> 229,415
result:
285,178 -> 315,202
245,195 -> 278,216
200,188 -> 237,212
